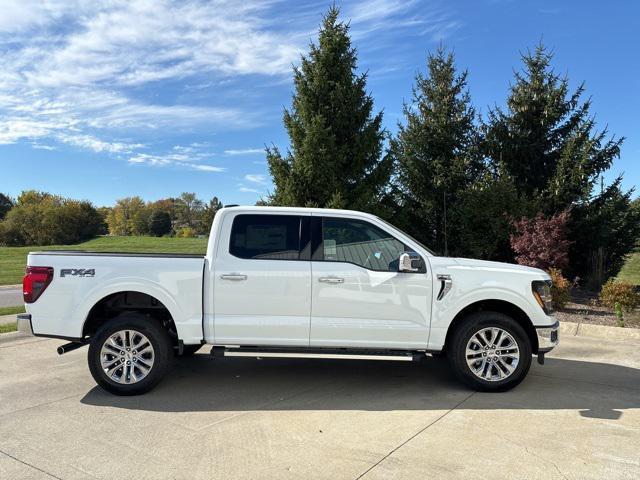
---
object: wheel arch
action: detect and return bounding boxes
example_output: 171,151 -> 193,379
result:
81,290 -> 179,349
443,299 -> 539,354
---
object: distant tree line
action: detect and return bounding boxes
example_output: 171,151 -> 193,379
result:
266,6 -> 640,287
104,193 -> 223,237
0,191 -> 223,246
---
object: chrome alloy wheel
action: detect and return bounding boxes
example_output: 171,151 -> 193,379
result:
465,327 -> 520,382
100,330 -> 155,384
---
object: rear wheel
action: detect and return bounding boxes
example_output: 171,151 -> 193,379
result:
88,314 -> 172,395
448,311 -> 532,392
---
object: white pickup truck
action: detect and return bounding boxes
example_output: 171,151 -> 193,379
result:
18,206 -> 558,395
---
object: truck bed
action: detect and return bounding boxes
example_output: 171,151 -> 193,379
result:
26,251 -> 205,343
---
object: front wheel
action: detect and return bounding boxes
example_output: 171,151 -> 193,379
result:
448,312 -> 532,392
88,314 -> 172,396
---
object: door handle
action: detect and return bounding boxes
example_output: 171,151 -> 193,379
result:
220,273 -> 248,281
319,276 -> 344,284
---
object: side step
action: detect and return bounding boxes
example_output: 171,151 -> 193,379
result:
211,346 -> 425,362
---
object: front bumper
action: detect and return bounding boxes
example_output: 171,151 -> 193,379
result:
17,313 -> 33,336
536,320 -> 559,352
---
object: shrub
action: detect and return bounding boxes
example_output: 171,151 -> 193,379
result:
599,279 -> 640,312
175,226 -> 196,238
548,268 -> 571,309
510,211 -> 571,271
0,191 -> 104,246
614,302 -> 625,328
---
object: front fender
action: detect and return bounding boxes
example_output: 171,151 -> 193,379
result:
428,286 -> 543,350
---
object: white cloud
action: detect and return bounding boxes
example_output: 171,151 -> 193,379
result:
58,134 -> 143,154
224,148 -> 264,156
31,143 -> 57,151
239,186 -> 260,193
0,0 -> 461,166
347,0 -> 460,42
0,0 -> 297,158
244,174 -> 267,184
192,164 -> 225,172
128,152 -> 224,172
10,1 -> 300,89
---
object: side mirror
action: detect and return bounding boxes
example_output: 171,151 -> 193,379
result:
399,252 -> 422,272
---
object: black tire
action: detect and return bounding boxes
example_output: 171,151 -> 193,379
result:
448,311 -> 532,392
177,344 -> 202,357
88,313 -> 172,396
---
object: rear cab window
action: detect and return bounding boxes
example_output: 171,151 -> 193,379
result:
229,214 -> 309,260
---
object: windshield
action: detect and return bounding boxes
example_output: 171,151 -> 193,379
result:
375,216 -> 436,256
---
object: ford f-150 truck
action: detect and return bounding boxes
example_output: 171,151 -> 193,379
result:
18,206 -> 559,395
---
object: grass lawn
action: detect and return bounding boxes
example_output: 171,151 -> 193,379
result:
0,323 -> 17,333
0,236 -> 208,286
0,305 -> 25,316
617,249 -> 640,285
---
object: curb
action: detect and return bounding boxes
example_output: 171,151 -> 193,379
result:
0,284 -> 21,290
560,321 -> 640,342
0,330 -> 23,342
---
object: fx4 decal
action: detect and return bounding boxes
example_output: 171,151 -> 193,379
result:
61,268 -> 95,278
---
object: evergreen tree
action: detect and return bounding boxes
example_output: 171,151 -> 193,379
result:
484,44 -> 622,212
0,193 -> 13,220
199,196 -> 223,234
485,43 -> 635,284
392,47 -> 482,255
266,6 -> 391,212
568,179 -> 640,285
148,210 -> 172,236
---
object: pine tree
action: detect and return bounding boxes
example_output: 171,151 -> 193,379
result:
148,210 -> 172,237
266,6 -> 391,212
486,43 -> 636,284
569,178 -> 640,285
0,193 -> 13,220
484,44 -> 622,212
200,196 -> 223,234
392,47 -> 481,255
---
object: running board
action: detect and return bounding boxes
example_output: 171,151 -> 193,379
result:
211,346 -> 423,362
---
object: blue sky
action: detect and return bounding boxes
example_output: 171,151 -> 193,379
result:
1,0 -> 638,207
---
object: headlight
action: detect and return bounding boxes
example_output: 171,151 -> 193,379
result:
532,280 -> 554,314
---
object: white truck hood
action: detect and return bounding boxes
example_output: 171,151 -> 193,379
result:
429,256 -> 549,278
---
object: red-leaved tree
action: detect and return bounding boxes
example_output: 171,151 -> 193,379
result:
510,211 -> 571,271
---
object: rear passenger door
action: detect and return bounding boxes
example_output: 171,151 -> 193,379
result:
213,213 -> 311,346
310,215 -> 432,349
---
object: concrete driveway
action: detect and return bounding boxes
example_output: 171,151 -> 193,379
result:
1,334 -> 639,480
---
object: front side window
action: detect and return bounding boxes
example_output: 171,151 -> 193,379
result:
318,217 -> 407,271
230,215 -> 302,260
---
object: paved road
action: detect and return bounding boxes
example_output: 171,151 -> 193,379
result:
0,286 -> 21,308
1,334 -> 639,479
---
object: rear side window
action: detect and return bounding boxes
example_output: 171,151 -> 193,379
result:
230,214 -> 302,260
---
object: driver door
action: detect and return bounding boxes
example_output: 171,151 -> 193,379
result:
310,215 -> 432,349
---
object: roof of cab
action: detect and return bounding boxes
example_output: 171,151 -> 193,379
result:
219,205 -> 377,218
